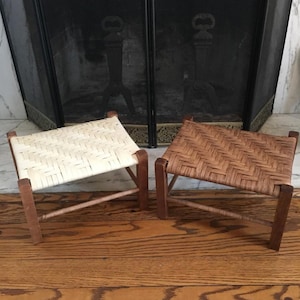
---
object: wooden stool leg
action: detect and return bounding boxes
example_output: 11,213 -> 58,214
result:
269,184 -> 293,251
18,179 -> 43,244
135,149 -> 149,210
155,158 -> 169,219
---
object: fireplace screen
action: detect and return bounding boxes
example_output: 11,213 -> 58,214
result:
0,0 -> 292,146
42,0 -> 149,126
155,0 -> 260,124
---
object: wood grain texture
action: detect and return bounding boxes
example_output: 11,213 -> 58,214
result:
1,286 -> 299,300
1,190 -> 300,299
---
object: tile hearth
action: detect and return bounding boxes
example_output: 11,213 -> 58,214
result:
1,114 -> 299,193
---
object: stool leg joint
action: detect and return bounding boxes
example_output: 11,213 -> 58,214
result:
155,158 -> 169,219
135,149 -> 149,210
269,184 -> 294,251
18,178 -> 43,244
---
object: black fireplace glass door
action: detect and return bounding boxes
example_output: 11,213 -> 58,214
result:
0,0 -> 61,129
41,0 -> 149,126
244,0 -> 292,130
1,0 -> 291,146
154,0 -> 261,124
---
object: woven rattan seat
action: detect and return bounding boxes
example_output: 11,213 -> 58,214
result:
155,119 -> 299,250
8,112 -> 148,244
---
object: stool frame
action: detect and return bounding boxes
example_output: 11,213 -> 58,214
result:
155,119 -> 298,251
7,112 -> 148,244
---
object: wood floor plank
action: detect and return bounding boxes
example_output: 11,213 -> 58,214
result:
1,255 -> 300,288
1,218 -> 300,258
1,286 -> 299,300
1,190 -> 300,298
1,190 -> 300,224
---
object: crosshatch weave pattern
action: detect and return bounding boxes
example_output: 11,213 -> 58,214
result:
10,116 -> 140,191
163,120 -> 297,197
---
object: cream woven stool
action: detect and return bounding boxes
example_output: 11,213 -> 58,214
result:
155,118 -> 299,250
7,112 -> 148,244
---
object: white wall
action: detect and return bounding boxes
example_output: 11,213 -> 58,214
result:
0,11 -> 26,119
274,0 -> 300,113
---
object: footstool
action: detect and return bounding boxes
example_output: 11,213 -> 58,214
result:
155,118 -> 298,250
7,112 -> 148,244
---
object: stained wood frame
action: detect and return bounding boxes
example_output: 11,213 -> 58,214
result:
155,128 -> 299,251
7,112 -> 148,244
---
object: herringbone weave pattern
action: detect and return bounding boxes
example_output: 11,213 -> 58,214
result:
163,120 -> 297,197
10,116 -> 140,191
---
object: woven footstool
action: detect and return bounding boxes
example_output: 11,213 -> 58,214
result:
155,118 -> 298,250
7,112 -> 148,244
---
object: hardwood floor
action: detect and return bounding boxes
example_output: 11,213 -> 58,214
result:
1,190 -> 300,299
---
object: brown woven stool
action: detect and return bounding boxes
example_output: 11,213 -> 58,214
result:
155,119 -> 299,250
7,112 -> 148,244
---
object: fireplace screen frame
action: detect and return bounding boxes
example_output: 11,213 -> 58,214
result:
0,0 -> 292,147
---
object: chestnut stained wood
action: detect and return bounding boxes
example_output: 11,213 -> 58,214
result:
1,286 -> 300,300
1,190 -> 300,299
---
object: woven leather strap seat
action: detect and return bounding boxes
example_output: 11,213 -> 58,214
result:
8,112 -> 148,244
155,119 -> 299,251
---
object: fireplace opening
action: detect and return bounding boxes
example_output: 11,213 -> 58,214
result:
0,0 -> 292,146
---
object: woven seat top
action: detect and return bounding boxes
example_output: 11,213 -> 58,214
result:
10,116 -> 140,191
163,120 -> 297,196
